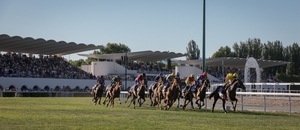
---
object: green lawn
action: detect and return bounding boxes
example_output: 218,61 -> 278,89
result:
0,97 -> 299,130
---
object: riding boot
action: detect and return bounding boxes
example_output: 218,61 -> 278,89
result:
110,85 -> 114,94
134,85 -> 138,96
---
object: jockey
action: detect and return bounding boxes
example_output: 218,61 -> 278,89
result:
219,73 -> 234,100
153,72 -> 164,90
176,72 -> 180,79
183,74 -> 196,96
110,75 -> 121,90
232,73 -> 238,80
133,74 -> 144,96
97,75 -> 105,86
92,75 -> 105,94
163,72 -> 176,92
154,72 -> 164,82
110,75 -> 122,104
196,71 -> 208,85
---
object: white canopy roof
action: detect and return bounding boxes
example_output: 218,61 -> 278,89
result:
172,57 -> 290,68
78,50 -> 187,62
0,34 -> 104,56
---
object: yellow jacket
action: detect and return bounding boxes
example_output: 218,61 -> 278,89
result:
185,76 -> 195,85
225,73 -> 234,84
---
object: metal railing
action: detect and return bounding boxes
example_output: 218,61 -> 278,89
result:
1,91 -> 299,115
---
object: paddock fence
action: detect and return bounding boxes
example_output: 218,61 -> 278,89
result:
1,89 -> 300,115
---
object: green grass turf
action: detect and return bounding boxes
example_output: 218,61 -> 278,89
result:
0,97 -> 299,130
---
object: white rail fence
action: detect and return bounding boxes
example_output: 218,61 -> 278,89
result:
1,91 -> 300,115
215,92 -> 300,115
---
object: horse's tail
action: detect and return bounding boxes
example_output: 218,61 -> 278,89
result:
208,86 -> 221,99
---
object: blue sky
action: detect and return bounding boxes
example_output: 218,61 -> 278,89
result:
0,0 -> 299,61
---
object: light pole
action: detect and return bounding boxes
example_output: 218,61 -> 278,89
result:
202,0 -> 206,72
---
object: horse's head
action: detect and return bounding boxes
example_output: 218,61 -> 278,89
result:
200,79 -> 210,89
205,79 -> 211,89
234,79 -> 246,91
171,77 -> 181,88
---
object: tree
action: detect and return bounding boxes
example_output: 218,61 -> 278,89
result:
99,43 -> 131,54
68,59 -> 86,68
69,42 -> 131,67
211,46 -> 233,58
186,40 -> 200,60
285,43 -> 300,75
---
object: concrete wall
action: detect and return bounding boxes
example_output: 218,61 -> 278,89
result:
0,77 -> 154,90
175,66 -> 221,82
82,61 -> 137,76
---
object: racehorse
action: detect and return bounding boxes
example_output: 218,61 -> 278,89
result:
148,77 -> 163,106
208,78 -> 246,113
125,79 -> 147,109
164,76 -> 181,110
92,83 -> 104,105
181,84 -> 195,111
103,81 -> 122,108
195,79 -> 210,109
148,82 -> 157,106
152,81 -> 165,110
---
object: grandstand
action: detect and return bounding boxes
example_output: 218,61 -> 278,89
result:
0,34 -> 293,92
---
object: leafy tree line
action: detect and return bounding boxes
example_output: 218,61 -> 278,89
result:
211,38 -> 300,77
69,43 -> 131,67
69,42 -> 170,70
69,39 -> 299,81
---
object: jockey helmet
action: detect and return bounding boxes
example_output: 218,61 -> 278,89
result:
170,73 -> 175,77
143,73 -> 146,77
176,72 -> 180,77
100,75 -> 104,78
159,72 -> 163,76
190,74 -> 194,78
197,74 -> 201,79
116,75 -> 120,79
233,73 -> 238,78
227,73 -> 233,77
203,71 -> 208,76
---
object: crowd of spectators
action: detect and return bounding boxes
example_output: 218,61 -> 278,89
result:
0,52 -> 278,83
0,53 -> 95,79
116,60 -> 171,74
206,66 -> 279,83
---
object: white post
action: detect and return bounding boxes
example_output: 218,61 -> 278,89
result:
241,95 -> 244,113
264,95 -> 266,114
289,96 -> 291,116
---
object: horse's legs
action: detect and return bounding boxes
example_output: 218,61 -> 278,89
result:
158,94 -> 163,110
106,97 -> 111,107
232,99 -> 238,111
133,98 -> 136,109
201,99 -> 205,107
102,92 -> 108,105
222,99 -> 227,113
212,96 -> 218,112
127,97 -> 133,107
112,97 -> 115,108
98,97 -> 102,105
125,93 -> 131,103
139,98 -> 145,107
190,97 -> 195,111
177,97 -> 180,108
195,99 -> 200,109
118,97 -> 121,104
149,92 -> 153,106
182,99 -> 187,110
